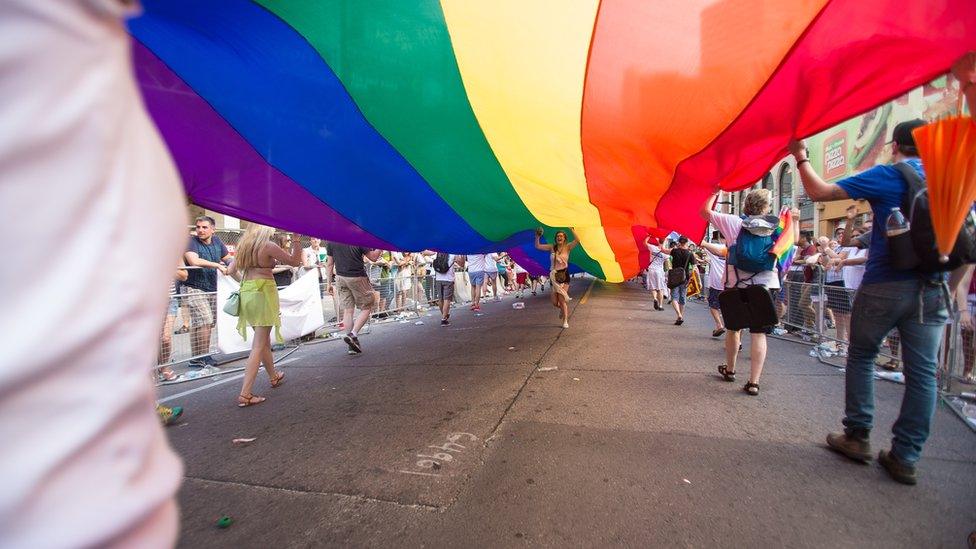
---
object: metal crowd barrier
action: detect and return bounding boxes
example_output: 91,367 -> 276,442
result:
774,269 -> 975,432
153,273 -> 485,386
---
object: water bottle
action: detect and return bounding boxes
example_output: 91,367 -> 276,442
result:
885,207 -> 910,237
886,207 -> 918,270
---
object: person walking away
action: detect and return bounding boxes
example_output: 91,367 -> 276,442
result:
428,252 -> 465,325
226,225 -> 302,407
465,253 -> 487,311
183,215 -> 231,367
534,227 -> 580,328
700,188 -> 781,396
514,262 -> 529,298
325,242 -> 382,354
485,252 -> 503,300
644,236 -> 668,311
700,233 -> 728,337
659,236 -> 697,325
788,108 -> 973,484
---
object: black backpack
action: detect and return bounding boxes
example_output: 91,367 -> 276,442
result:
666,250 -> 693,289
432,252 -> 451,274
888,163 -> 976,273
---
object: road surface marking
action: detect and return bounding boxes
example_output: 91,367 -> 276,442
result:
579,278 -> 596,305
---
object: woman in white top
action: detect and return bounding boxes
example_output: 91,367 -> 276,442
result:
393,252 -> 415,310
643,236 -> 668,310
700,188 -> 782,396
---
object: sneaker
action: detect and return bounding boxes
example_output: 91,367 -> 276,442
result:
343,334 -> 362,354
156,404 -> 183,426
187,359 -> 206,369
562,321 -> 569,329
878,449 -> 917,485
826,429 -> 872,463
441,319 -> 450,326
202,355 -> 218,367
473,305 -> 481,312
712,328 -> 726,338
674,318 -> 684,326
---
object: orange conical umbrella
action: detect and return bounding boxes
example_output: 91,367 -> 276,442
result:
912,90 -> 976,259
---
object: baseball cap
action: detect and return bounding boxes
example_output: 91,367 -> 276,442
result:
891,118 -> 926,150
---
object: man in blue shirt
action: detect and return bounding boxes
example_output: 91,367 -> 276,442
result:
789,119 -> 970,485
182,215 -> 230,367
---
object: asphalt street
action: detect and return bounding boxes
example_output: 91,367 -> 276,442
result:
159,277 -> 976,548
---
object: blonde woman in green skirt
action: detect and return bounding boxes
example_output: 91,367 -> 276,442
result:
227,224 -> 303,407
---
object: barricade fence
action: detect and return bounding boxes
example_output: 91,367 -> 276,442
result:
155,270 -> 516,385
774,269 -> 975,431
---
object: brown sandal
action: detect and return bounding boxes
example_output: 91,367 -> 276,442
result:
270,371 -> 285,388
237,393 -> 266,407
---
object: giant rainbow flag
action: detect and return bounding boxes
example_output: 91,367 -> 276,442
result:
129,0 -> 976,281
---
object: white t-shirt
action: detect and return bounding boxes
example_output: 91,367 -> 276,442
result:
0,2 -> 183,546
824,246 -> 846,284
842,247 -> 867,290
647,245 -> 667,270
300,246 -> 326,278
709,212 -> 781,289
705,248 -> 727,290
466,254 -> 487,273
485,252 -> 501,271
435,254 -> 458,282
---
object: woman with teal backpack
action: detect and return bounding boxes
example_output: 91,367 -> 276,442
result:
700,188 -> 781,396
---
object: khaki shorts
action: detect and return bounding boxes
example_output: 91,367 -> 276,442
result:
335,275 -> 376,311
183,286 -> 215,326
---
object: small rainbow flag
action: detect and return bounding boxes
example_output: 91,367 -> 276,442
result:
770,207 -> 796,274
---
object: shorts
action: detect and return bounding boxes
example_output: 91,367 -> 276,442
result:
825,280 -> 851,311
335,275 -> 376,311
470,271 -> 485,286
735,325 -> 774,335
436,281 -> 455,301
486,271 -> 498,280
516,272 -> 528,285
166,296 -> 178,317
184,286 -> 215,326
707,288 -> 722,310
673,282 -> 688,305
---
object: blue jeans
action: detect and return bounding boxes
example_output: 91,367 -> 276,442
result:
844,279 -> 948,464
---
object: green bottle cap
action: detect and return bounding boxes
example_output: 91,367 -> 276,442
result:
216,516 -> 233,529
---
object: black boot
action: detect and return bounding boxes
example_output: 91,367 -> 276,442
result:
826,428 -> 872,463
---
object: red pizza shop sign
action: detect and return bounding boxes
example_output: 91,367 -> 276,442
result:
822,130 -> 847,180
